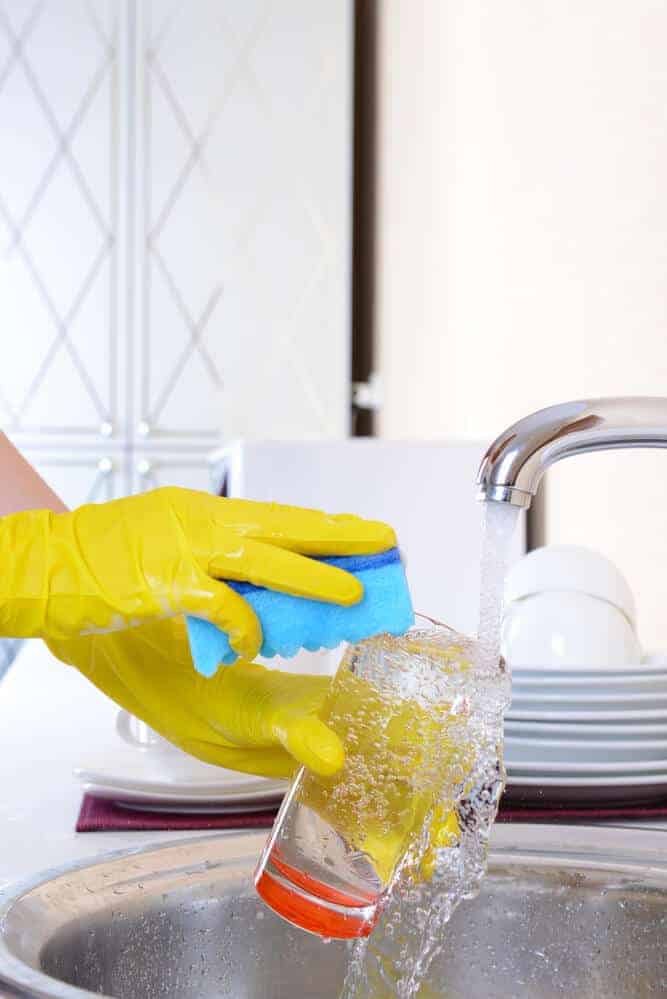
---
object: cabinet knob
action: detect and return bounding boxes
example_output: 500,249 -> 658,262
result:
138,420 -> 151,437
100,421 -> 114,437
98,457 -> 113,474
137,459 -> 152,475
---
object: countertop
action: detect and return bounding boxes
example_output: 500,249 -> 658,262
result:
0,640 -> 206,891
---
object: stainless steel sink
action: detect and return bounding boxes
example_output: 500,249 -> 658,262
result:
1,826 -> 667,998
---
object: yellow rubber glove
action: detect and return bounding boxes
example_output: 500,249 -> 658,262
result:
0,487 -> 395,659
47,615 -> 345,778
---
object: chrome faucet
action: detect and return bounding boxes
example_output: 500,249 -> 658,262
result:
477,397 -> 667,509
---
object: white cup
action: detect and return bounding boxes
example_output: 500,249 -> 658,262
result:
115,710 -> 182,757
501,545 -> 642,670
502,591 -> 641,669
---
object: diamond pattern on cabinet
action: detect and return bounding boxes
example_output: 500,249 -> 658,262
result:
0,0 -> 117,434
140,0 -> 352,439
1,0 -> 352,465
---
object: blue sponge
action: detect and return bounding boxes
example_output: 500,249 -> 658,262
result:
186,547 -> 414,677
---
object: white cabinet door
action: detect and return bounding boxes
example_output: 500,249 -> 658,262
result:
1,0 -> 355,497
14,445 -> 123,509
133,0 -> 354,444
132,448 -> 218,494
0,0 -> 121,440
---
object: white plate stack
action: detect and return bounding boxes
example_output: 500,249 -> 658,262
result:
504,660 -> 667,805
74,759 -> 287,814
74,707 -> 291,815
500,544 -> 667,806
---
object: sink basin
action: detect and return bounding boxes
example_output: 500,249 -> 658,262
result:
1,825 -> 667,997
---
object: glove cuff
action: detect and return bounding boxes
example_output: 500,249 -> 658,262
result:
0,508 -> 52,637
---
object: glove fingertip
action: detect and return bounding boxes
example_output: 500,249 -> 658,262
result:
229,625 -> 262,662
222,597 -> 262,661
335,572 -> 364,607
371,520 -> 397,551
333,516 -> 397,553
282,717 -> 345,777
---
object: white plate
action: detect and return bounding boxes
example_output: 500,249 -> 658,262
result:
506,771 -> 667,787
510,690 -> 667,706
513,671 -> 667,686
505,720 -> 667,739
74,760 -> 287,806
512,677 -> 667,697
506,758 -> 667,775
77,775 -> 286,806
114,800 -> 280,815
512,662 -> 667,677
506,707 -> 667,722
505,735 -> 667,763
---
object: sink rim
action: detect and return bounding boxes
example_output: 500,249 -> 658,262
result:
2,823 -> 667,999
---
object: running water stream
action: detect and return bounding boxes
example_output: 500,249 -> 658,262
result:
340,501 -> 521,999
477,502 -> 522,663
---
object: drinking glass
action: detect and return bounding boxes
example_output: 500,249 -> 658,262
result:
254,620 -> 483,939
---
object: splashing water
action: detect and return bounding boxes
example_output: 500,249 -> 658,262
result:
478,501 -> 522,667
340,501 -> 520,999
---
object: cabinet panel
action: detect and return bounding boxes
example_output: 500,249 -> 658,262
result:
134,0 -> 353,443
0,0 -> 120,437
16,445 -> 123,509
1,0 -> 354,480
133,448 -> 218,494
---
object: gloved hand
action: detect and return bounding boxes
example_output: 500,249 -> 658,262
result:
0,487 -> 395,659
47,615 -> 345,778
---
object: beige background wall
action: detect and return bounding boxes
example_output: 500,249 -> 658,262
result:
376,0 -> 667,648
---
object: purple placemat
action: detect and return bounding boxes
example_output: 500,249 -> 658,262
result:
498,800 -> 667,822
77,794 -> 280,832
78,793 -> 667,834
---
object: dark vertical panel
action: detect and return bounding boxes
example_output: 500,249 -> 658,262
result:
526,482 -> 547,552
351,0 -> 378,437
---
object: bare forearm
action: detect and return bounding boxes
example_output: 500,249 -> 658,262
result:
0,434 -> 67,515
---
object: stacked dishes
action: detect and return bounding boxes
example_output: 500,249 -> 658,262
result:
75,709 -> 287,814
504,661 -> 667,805
74,756 -> 287,813
502,545 -> 665,806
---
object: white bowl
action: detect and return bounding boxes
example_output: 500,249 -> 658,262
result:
502,591 -> 641,669
502,545 -> 641,670
504,545 -> 636,623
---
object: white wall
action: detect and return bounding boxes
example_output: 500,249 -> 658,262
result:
376,0 -> 667,648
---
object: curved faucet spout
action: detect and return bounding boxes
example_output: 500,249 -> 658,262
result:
477,397 -> 667,509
